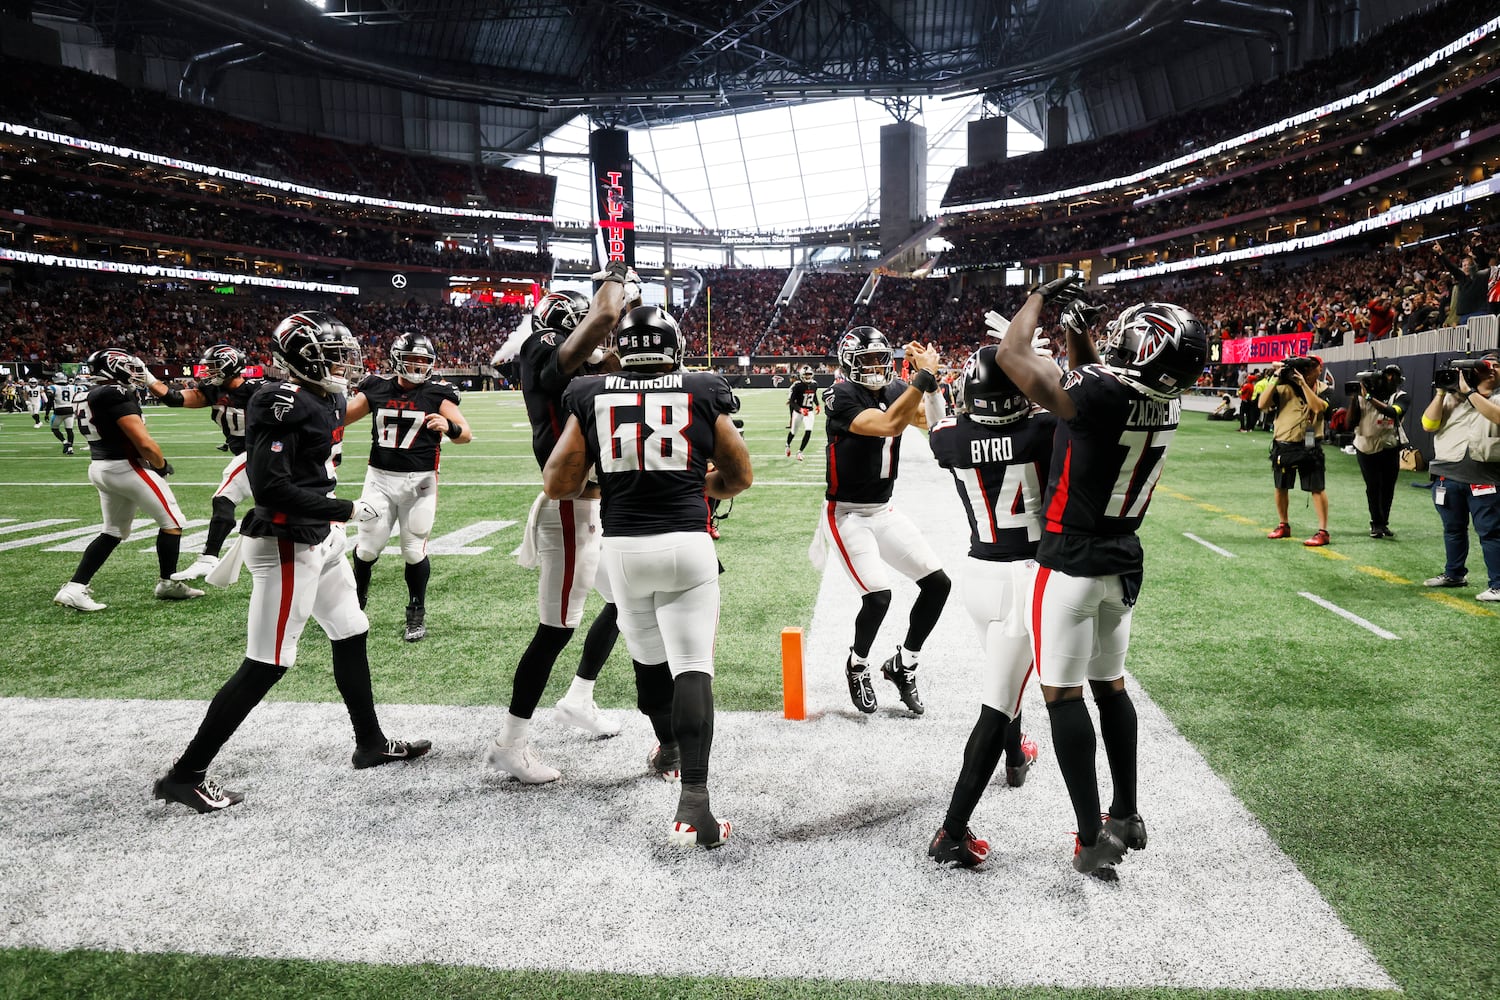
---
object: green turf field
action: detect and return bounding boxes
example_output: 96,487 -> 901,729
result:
0,389 -> 1495,999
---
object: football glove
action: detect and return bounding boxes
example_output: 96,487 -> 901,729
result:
1061,300 -> 1106,336
1028,273 -> 1085,306
983,310 -> 1010,339
591,261 -> 642,302
151,460 -> 174,478
352,498 -> 385,523
128,356 -> 157,388
1030,329 -> 1055,359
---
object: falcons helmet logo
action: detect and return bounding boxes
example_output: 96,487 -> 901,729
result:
1131,313 -> 1182,366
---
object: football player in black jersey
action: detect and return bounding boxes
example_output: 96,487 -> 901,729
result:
786,365 -> 822,461
994,275 -> 1207,879
546,305 -> 752,848
345,332 -> 471,642
818,327 -> 951,717
484,267 -> 632,782
53,349 -> 202,612
139,344 -> 263,582
923,345 -> 1054,867
153,312 -> 431,814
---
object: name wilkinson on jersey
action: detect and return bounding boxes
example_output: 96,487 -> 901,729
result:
605,373 -> 684,390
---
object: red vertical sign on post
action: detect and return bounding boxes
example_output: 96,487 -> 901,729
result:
589,128 -> 635,269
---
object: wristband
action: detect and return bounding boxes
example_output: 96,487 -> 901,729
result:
445,421 -> 463,440
161,388 -> 185,407
910,369 -> 939,394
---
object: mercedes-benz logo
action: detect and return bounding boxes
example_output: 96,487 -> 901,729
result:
391,274 -> 408,288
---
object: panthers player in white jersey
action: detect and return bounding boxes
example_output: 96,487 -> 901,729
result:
139,344 -> 262,582
46,372 -> 86,454
24,377 -> 45,427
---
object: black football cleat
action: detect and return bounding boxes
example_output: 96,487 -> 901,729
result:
928,826 -> 989,868
1104,812 -> 1148,851
153,770 -> 243,814
845,655 -> 877,714
353,738 -> 432,770
403,601 -> 426,642
880,648 -> 924,715
1072,829 -> 1127,880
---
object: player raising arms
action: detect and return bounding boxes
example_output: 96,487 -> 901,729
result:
818,327 -> 951,716
924,344 -> 1053,868
786,365 -> 822,461
139,344 -> 262,582
53,349 -> 201,611
484,266 -> 632,782
153,311 -> 430,814
994,275 -> 1207,880
545,305 -> 752,847
344,333 -> 472,642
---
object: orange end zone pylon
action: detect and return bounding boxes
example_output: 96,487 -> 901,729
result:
780,627 -> 806,720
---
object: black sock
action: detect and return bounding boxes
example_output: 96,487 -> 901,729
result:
853,590 -> 892,659
1004,710 -> 1025,765
786,431 -> 794,448
175,658 -> 287,775
1094,687 -> 1139,818
71,534 -> 121,585
799,430 -> 811,452
509,624 -> 574,719
904,570 -> 951,651
330,632 -> 384,747
404,557 -> 431,606
204,496 -> 237,558
634,660 -> 676,746
1047,696 -> 1103,844
65,427 -> 74,444
576,603 -> 619,682
156,530 -> 181,580
352,554 -> 375,610
672,670 -> 714,787
943,705 -> 1008,838
52,426 -> 65,442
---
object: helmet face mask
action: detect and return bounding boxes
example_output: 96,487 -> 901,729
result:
799,366 -> 814,380
391,333 -> 437,384
1102,303 -> 1208,400
532,290 -> 592,335
271,312 -> 361,395
956,345 -> 1028,426
615,305 -> 683,369
197,343 -> 246,389
837,327 -> 894,389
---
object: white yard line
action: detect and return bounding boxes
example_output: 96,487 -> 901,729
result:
1183,531 -> 1237,558
1298,591 -> 1401,639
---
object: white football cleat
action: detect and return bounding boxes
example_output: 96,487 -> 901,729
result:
155,578 -> 205,601
54,582 -> 106,612
171,554 -> 220,581
554,694 -> 622,737
483,738 -> 560,784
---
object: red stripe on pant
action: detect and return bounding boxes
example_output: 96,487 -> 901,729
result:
128,459 -> 182,528
1029,565 -> 1051,682
558,499 -> 576,623
274,538 -> 296,666
214,459 -> 246,498
825,501 -> 868,592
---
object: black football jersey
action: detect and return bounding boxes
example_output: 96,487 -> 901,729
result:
928,410 -> 1056,561
77,384 -> 144,461
206,378 -> 265,456
241,382 -> 352,543
354,373 -> 461,473
562,370 -> 736,537
519,328 -> 605,471
788,379 -> 819,412
1038,365 -> 1180,577
823,377 -> 910,504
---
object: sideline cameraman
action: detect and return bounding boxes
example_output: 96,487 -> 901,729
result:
1419,355 -> 1500,600
1260,355 -> 1332,546
1348,364 -> 1409,538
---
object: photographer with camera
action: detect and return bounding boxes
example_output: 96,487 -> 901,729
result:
1419,355 -> 1500,600
1260,354 -> 1333,546
1347,364 -> 1410,538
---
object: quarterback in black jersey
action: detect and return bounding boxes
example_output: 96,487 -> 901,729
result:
817,327 -> 951,718
485,268 -> 631,783
995,275 -> 1207,880
546,304 -> 752,848
153,312 -> 430,815
785,365 -> 822,461
925,345 -> 1055,868
53,348 -> 200,612
345,332 -> 471,643
142,344 -> 265,582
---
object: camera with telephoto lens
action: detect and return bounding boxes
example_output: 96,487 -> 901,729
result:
1433,358 -> 1496,391
1345,370 -> 1380,395
1278,356 -> 1318,385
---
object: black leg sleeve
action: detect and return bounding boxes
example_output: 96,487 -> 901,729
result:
508,624 -> 575,719
576,603 -> 620,682
904,569 -> 951,652
156,529 -> 181,580
671,670 -> 715,788
1047,695 -> 1104,845
351,554 -> 375,610
71,533 -> 121,585
1004,710 -> 1025,765
852,589 -> 892,659
634,660 -> 676,746
204,495 -> 237,558
175,658 -> 287,775
943,705 -> 1009,839
404,556 -> 431,606
330,632 -> 384,748
1094,686 -> 1139,819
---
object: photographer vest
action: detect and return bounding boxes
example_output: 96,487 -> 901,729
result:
1431,395 -> 1500,482
1271,383 -> 1329,443
1353,391 -> 1407,454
